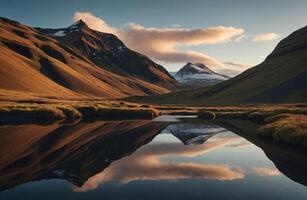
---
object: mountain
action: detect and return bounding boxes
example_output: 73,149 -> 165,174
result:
174,62 -> 229,86
0,17 -> 177,100
37,20 -> 177,89
129,25 -> 307,105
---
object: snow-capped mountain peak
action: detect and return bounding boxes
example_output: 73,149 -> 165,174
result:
67,20 -> 87,30
186,62 -> 215,74
174,62 -> 230,86
36,20 -> 89,38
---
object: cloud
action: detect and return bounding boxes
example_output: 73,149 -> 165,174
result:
252,167 -> 281,176
74,162 -> 244,192
215,68 -> 242,77
73,12 -> 118,34
144,50 -> 225,68
225,140 -> 251,148
73,11 -> 250,74
233,34 -> 247,42
123,23 -> 245,45
223,61 -> 252,69
120,23 -> 244,68
211,61 -> 252,76
252,33 -> 281,42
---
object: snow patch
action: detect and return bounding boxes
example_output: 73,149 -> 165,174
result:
117,45 -> 126,52
53,30 -> 66,37
190,63 -> 204,71
67,21 -> 82,31
175,73 -> 227,83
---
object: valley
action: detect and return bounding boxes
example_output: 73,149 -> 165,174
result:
0,16 -> 306,151
0,2 -> 307,199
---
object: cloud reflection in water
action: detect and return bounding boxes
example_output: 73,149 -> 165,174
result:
74,133 -> 247,192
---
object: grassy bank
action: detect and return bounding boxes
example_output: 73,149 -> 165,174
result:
0,101 -> 160,124
198,105 -> 307,148
258,114 -> 307,147
1,100 -> 306,149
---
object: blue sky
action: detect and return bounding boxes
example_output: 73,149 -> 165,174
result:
1,0 -> 307,73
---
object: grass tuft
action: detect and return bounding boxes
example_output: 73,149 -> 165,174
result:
58,106 -> 82,121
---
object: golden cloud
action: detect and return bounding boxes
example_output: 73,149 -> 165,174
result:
223,61 -> 252,70
252,167 -> 281,176
73,12 -> 118,35
252,33 -> 281,42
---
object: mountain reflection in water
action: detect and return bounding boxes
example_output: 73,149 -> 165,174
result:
0,116 -> 307,200
75,129 -> 245,192
0,120 -> 169,190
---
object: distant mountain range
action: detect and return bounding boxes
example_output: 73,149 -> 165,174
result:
0,17 -> 177,100
172,62 -> 230,86
129,25 -> 307,104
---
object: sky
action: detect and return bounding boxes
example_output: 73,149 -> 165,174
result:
1,0 -> 307,75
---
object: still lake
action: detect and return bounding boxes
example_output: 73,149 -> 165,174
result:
0,115 -> 307,200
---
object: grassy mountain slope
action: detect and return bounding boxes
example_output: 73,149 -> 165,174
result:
128,25 -> 307,105
0,17 -> 176,100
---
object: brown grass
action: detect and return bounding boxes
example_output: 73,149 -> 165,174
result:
0,106 -> 66,123
0,101 -> 161,124
258,115 -> 307,148
198,105 -> 307,122
197,105 -> 307,148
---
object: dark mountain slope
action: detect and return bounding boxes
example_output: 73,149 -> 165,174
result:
128,25 -> 307,105
37,20 -> 177,89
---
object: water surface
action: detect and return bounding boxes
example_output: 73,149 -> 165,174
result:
0,116 -> 306,200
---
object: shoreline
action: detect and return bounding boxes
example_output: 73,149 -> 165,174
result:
197,106 -> 307,149
0,101 -> 306,150
0,101 -> 161,124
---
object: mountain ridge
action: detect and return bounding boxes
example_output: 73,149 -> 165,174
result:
37,19 -> 177,88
